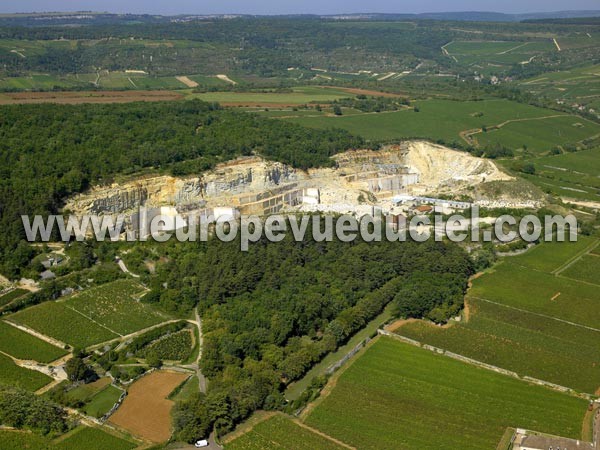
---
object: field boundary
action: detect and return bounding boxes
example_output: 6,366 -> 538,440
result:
379,330 -> 595,400
468,296 -> 600,334
553,239 -> 600,275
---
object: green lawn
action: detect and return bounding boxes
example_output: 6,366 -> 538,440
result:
305,337 -> 588,450
227,414 -> 345,450
0,321 -> 68,363
0,353 -> 52,391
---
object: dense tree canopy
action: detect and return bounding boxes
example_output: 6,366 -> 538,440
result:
0,100 -> 363,277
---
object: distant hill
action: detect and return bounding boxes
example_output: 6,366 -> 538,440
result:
0,10 -> 599,26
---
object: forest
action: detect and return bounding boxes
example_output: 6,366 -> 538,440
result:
160,233 -> 474,440
0,100 -> 363,277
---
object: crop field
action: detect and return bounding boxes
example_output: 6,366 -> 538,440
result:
0,353 -> 52,391
519,64 -> 600,111
398,298 -> 600,393
141,328 -> 193,361
9,301 -> 118,348
0,430 -> 51,450
396,238 -> 600,393
0,321 -> 67,363
509,236 -> 594,273
561,254 -> 600,284
66,377 -> 112,401
54,426 -> 137,450
515,147 -> 600,201
65,279 -> 166,335
284,99 -> 594,152
444,40 -> 557,75
189,86 -> 352,105
468,247 -> 600,329
0,288 -> 28,307
0,90 -> 184,104
83,385 -> 123,418
304,337 -> 588,450
9,280 -> 169,347
109,370 -> 188,443
227,414 -> 346,450
476,115 -> 600,154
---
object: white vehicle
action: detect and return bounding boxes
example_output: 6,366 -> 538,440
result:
194,439 -> 209,448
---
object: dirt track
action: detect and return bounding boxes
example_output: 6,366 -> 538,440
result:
109,370 -> 189,443
0,90 -> 183,105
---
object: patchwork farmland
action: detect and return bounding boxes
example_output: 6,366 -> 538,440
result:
284,98 -> 600,153
8,280 -> 168,348
396,238 -> 600,394
303,337 -> 588,450
109,370 -> 189,443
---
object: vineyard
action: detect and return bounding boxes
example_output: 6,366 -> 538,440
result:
398,298 -> 600,393
0,288 -> 28,308
396,238 -> 600,393
66,279 -> 166,335
8,280 -> 170,348
141,329 -> 193,361
9,301 -> 118,348
0,320 -> 68,363
0,353 -> 52,391
227,414 -> 346,450
304,337 -> 588,450
54,426 -> 136,450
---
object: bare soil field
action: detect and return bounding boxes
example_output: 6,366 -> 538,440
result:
0,90 -> 184,105
175,76 -> 198,88
109,370 -> 189,443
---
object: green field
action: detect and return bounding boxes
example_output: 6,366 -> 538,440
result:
445,40 -> 557,75
519,63 -> 600,111
82,385 -> 123,418
396,238 -> 600,393
284,98 -> 597,152
0,321 -> 68,363
227,414 -> 345,450
189,86 -> 352,104
9,280 -> 168,347
9,301 -> 118,348
514,147 -> 600,201
304,337 -> 588,450
561,254 -> 600,284
54,426 -> 136,450
66,279 -> 166,335
0,353 -> 52,391
0,288 -> 28,307
142,328 -> 193,361
476,115 -> 600,153
0,430 -> 51,450
285,305 -> 393,400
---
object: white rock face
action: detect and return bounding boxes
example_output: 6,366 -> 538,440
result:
64,141 -> 532,216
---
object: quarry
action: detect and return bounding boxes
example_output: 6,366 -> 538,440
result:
64,141 -> 542,230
